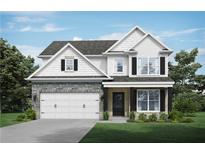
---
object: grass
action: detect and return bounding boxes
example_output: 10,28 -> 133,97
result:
0,113 -> 28,127
80,112 -> 205,143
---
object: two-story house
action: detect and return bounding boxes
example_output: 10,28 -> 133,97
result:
27,26 -> 174,119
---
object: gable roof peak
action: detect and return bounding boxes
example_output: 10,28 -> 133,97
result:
103,25 -> 147,54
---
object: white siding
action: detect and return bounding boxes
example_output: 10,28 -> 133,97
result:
88,57 -> 107,73
107,55 -> 128,76
128,36 -> 168,77
134,36 -> 164,57
112,29 -> 145,51
35,46 -> 103,76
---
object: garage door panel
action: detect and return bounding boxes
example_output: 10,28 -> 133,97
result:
40,93 -> 99,119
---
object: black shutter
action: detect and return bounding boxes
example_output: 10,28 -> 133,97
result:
132,57 -> 137,75
130,88 -> 137,111
160,57 -> 165,75
61,59 -> 65,71
160,89 -> 165,111
168,88 -> 173,112
74,59 -> 78,71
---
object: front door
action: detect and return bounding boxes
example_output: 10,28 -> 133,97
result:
113,92 -> 124,116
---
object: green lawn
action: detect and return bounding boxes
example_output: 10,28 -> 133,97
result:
80,112 -> 205,143
0,113 -> 25,127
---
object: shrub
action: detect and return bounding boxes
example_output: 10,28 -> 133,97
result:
148,114 -> 158,122
138,113 -> 147,122
16,114 -> 26,121
25,109 -> 36,120
127,119 -> 135,122
159,113 -> 169,121
103,111 -> 109,120
168,110 -> 183,121
129,112 -> 135,120
173,92 -> 203,113
179,118 -> 194,123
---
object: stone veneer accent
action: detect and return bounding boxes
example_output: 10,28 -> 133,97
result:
32,82 -> 103,119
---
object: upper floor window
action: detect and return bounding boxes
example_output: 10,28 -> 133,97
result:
138,57 -> 159,75
115,58 -> 123,73
65,57 -> 74,71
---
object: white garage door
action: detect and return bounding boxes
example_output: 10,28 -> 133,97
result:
40,93 -> 100,119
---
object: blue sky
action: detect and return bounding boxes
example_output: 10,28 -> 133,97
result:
1,11 -> 205,74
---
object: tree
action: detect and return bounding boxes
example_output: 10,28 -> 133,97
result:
173,92 -> 204,113
193,75 -> 205,94
0,38 -> 39,112
169,48 -> 202,95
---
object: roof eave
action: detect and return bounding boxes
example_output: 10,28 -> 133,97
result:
38,55 -> 53,58
26,77 -> 113,82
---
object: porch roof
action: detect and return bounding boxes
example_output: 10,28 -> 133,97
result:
110,76 -> 174,82
102,76 -> 174,88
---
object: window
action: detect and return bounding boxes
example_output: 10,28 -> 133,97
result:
65,58 -> 74,71
137,89 -> 160,112
138,57 -> 159,75
115,58 -> 123,72
149,58 -> 159,74
138,58 -> 148,74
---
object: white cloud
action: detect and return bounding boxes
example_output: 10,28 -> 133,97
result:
73,36 -> 82,41
178,39 -> 203,43
14,16 -> 45,23
98,32 -> 125,40
19,23 -> 66,32
158,28 -> 204,38
198,48 -> 205,56
19,26 -> 32,32
16,44 -> 43,65
41,23 -> 66,32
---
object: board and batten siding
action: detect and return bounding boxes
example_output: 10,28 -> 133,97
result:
88,57 -> 107,73
134,36 -> 164,57
127,36 -> 169,77
107,55 -> 129,76
111,29 -> 145,51
35,46 -> 103,76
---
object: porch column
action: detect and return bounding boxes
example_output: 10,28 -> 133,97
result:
103,88 -> 108,111
165,88 -> 168,113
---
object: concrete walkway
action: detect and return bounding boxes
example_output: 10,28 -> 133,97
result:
0,119 -> 96,143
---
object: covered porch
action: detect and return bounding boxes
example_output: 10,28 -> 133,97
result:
102,77 -> 174,118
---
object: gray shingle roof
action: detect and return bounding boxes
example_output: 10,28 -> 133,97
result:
39,40 -> 117,56
109,76 -> 174,82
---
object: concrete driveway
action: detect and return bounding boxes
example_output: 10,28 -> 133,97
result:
0,119 -> 96,143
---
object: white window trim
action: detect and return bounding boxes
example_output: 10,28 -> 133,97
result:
114,58 -> 124,73
65,57 -> 74,72
136,89 -> 160,112
137,57 -> 160,76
